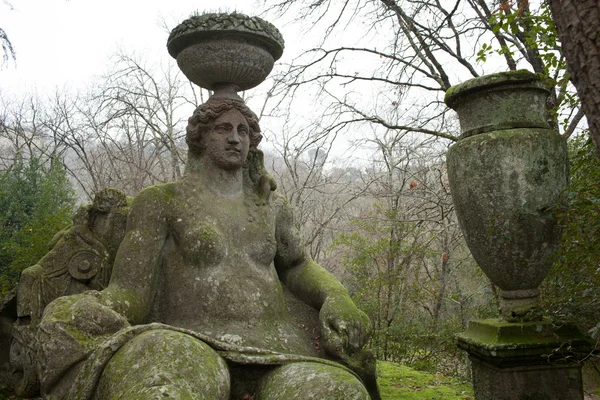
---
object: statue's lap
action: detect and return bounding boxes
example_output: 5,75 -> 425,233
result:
96,329 -> 369,400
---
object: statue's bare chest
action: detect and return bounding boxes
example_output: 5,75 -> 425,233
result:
157,191 -> 289,335
168,193 -> 278,267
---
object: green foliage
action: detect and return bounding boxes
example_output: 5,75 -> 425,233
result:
0,156 -> 75,295
334,202 -> 492,377
377,361 -> 473,399
542,134 -> 600,337
482,3 -> 577,132
475,43 -> 495,63
334,205 -> 430,358
487,3 -> 562,77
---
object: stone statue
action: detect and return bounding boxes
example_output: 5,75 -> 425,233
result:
4,188 -> 130,397
0,12 -> 380,399
20,98 -> 376,399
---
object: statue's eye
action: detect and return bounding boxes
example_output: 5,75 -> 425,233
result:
238,125 -> 249,136
214,124 -> 231,134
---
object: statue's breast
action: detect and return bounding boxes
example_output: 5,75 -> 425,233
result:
238,204 -> 278,265
171,217 -> 227,265
168,194 -> 277,268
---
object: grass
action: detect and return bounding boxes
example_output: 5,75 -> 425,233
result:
377,361 -> 474,400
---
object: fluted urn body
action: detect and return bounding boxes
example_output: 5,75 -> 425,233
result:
445,71 -> 568,321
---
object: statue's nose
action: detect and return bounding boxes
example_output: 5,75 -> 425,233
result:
227,129 -> 241,144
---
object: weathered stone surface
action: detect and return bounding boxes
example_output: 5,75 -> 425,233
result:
447,71 -> 591,400
3,13 -> 379,399
445,71 -> 568,321
258,362 -> 370,399
168,12 -> 285,92
95,330 -> 231,399
447,128 -> 568,319
7,98 -> 378,399
470,358 -> 584,400
457,319 -> 593,400
457,319 -> 593,365
445,70 -> 551,138
17,187 -> 130,323
167,12 -> 284,59
3,188 -> 130,398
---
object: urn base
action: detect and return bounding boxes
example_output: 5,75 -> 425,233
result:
457,319 -> 593,400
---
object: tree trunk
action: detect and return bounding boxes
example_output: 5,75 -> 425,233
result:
549,0 -> 600,156
433,252 -> 448,322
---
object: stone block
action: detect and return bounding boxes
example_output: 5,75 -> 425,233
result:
457,319 -> 594,400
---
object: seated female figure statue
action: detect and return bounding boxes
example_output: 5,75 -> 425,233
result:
37,98 -> 375,399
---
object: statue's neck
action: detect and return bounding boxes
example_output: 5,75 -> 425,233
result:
184,153 -> 244,197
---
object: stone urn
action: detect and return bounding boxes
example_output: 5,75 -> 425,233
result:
445,70 -> 568,321
167,12 -> 285,100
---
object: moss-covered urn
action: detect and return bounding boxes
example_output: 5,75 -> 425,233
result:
445,71 -> 568,321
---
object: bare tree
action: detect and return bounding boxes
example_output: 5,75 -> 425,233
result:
0,93 -> 60,168
318,115 -> 490,367
261,0 -> 584,144
263,112 -> 373,266
0,1 -> 15,66
0,26 -> 14,66
95,51 -> 201,183
0,50 -> 206,200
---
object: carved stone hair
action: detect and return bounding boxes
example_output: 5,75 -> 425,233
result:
186,99 -> 262,155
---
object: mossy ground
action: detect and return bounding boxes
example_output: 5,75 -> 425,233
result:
377,361 -> 473,400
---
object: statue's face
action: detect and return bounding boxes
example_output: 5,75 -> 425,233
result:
204,108 -> 250,170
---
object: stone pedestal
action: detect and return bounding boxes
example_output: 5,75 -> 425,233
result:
457,319 -> 593,400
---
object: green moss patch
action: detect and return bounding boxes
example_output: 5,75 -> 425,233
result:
377,361 -> 473,400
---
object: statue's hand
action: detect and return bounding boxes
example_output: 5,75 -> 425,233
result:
319,295 -> 371,359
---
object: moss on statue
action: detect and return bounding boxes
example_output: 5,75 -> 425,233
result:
456,319 -> 593,362
258,362 -> 368,399
95,330 -> 230,399
13,99 -> 379,400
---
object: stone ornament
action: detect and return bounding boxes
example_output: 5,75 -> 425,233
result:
445,70 -> 568,321
167,12 -> 285,98
445,70 -> 551,138
0,188 -> 130,397
446,70 -> 593,400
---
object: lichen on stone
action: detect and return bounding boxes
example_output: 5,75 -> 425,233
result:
445,69 -> 547,108
167,12 -> 285,59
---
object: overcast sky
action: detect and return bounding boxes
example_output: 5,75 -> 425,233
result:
0,0 -> 298,94
0,0 -> 447,162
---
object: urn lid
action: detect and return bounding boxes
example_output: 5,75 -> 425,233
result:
167,12 -> 285,61
444,70 -> 549,109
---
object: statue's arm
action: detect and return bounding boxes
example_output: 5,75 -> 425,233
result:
96,185 -> 169,324
274,198 -> 371,358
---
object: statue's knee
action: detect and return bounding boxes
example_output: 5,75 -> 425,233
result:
97,329 -> 230,399
258,362 -> 369,400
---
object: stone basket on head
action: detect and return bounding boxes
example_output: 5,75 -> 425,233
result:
167,12 -> 285,100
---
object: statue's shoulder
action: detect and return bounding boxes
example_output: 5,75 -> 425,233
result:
268,190 -> 297,226
129,182 -> 180,221
132,182 -> 178,207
